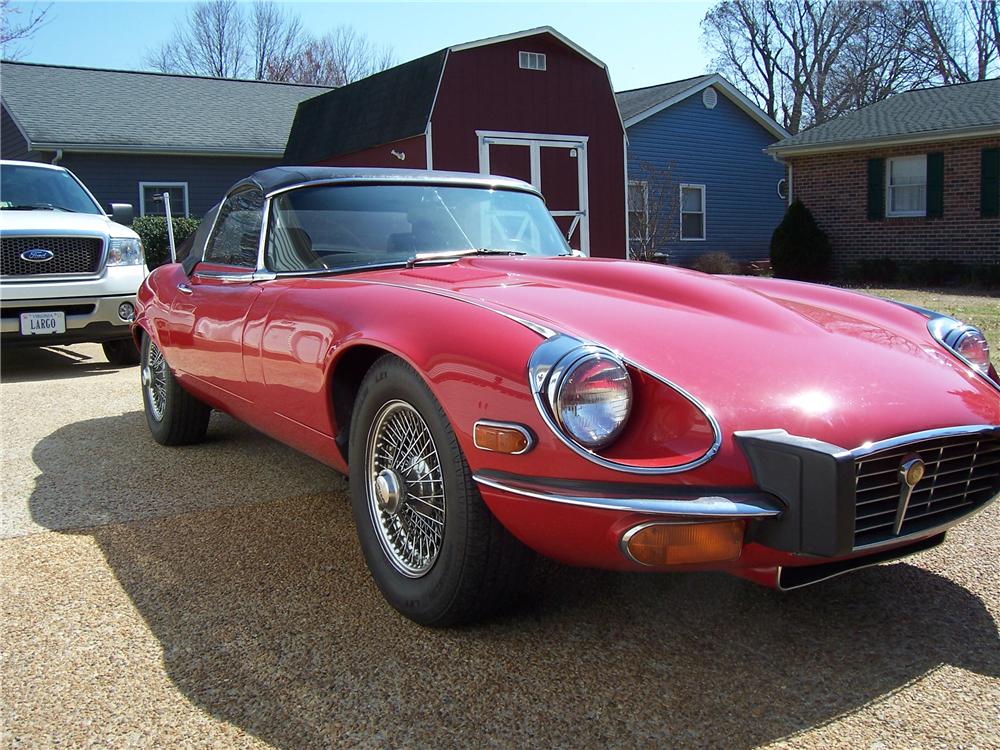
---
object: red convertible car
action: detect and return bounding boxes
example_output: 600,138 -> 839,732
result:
134,167 -> 1000,625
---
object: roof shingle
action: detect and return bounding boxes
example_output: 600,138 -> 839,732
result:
614,75 -> 713,121
0,61 -> 332,155
769,78 -> 1000,154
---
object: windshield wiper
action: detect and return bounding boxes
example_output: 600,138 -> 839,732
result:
0,202 -> 76,212
407,247 -> 527,267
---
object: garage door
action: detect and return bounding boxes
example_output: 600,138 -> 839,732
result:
478,132 -> 590,256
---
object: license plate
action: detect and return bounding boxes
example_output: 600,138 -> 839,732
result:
19,311 -> 66,335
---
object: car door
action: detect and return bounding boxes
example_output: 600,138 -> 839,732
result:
168,187 -> 265,404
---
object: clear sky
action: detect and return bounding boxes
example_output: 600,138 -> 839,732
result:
8,0 -> 715,91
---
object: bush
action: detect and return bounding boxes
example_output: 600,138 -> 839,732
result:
843,256 -> 1000,289
851,256 -> 899,284
770,199 -> 832,281
898,257 -> 964,287
691,251 -> 741,275
133,215 -> 201,269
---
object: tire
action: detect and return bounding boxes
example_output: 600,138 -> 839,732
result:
103,338 -> 140,366
141,333 -> 211,446
349,354 -> 534,626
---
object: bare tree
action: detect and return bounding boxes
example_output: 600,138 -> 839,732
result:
1,0 -> 50,59
702,0 -> 998,134
913,0 -> 999,82
280,26 -> 395,86
146,3 -> 394,86
627,161 -> 680,262
249,0 -> 304,81
147,0 -> 246,78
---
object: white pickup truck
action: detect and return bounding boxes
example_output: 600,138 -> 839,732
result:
1,160 -> 147,365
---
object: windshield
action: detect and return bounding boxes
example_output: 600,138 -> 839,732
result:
266,184 -> 569,273
0,163 -> 103,215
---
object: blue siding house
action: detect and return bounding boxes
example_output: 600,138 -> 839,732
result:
617,74 -> 789,265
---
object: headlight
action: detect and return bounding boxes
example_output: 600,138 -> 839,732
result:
548,351 -> 632,449
107,237 -> 144,266
929,317 -> 992,376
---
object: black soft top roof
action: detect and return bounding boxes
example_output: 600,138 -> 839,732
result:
229,166 -> 538,197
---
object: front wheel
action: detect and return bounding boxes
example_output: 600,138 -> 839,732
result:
349,355 -> 534,626
103,338 -> 140,366
141,333 -> 211,446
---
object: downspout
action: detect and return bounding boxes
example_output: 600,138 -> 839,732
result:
50,148 -> 63,165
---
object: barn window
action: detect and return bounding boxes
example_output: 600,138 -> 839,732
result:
139,182 -> 189,217
679,184 -> 706,241
519,51 -> 547,71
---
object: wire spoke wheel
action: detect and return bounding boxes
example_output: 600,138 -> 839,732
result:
366,399 -> 446,578
366,400 -> 445,578
142,340 -> 168,422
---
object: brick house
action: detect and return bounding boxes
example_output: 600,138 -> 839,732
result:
767,79 -> 999,271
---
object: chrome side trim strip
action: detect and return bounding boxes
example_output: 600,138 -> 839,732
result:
303,277 -> 559,339
527,334 -> 723,475
472,420 -> 535,455
473,472 -> 783,518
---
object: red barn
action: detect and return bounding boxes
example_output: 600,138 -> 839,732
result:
283,27 -> 626,258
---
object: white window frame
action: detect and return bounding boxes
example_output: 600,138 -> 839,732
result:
519,51 -> 547,71
139,181 -> 190,217
885,155 -> 927,218
679,183 -> 706,241
627,179 -> 649,245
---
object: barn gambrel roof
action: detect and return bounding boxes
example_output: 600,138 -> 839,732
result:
282,26 -> 624,164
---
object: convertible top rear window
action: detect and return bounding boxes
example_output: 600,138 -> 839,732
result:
265,184 -> 568,273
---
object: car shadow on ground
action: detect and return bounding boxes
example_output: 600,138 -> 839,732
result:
0,345 -> 124,383
28,412 -> 1000,749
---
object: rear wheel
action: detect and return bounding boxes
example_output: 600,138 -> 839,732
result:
349,355 -> 534,626
141,333 -> 210,446
103,338 -> 140,366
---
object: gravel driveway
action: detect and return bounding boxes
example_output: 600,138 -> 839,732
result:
2,344 -> 999,749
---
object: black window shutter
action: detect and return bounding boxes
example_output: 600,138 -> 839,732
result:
867,158 -> 884,220
926,152 -> 944,218
982,148 -> 1000,218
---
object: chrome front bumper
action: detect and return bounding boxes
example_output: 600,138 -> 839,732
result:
1,293 -> 137,345
473,472 -> 783,519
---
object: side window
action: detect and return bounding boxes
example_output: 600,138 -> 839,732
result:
204,188 -> 264,267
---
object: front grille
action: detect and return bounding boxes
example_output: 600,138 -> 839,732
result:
0,304 -> 96,319
854,432 -> 1000,547
1,236 -> 104,276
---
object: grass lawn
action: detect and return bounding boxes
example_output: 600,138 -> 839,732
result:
856,287 -> 1000,368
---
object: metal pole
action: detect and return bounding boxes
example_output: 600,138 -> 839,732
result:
162,192 -> 177,263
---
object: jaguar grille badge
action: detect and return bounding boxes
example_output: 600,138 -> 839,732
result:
894,454 -> 926,535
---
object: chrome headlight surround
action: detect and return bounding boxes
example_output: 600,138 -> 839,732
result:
546,349 -> 633,450
527,334 -> 723,475
928,316 -> 996,385
529,335 -> 632,452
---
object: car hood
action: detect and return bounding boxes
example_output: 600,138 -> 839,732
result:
0,210 -> 137,238
371,256 -> 999,446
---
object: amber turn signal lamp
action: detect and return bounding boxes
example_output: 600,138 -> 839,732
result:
623,521 -> 745,566
473,422 -> 532,454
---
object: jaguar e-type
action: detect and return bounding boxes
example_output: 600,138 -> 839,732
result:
133,167 -> 1000,625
